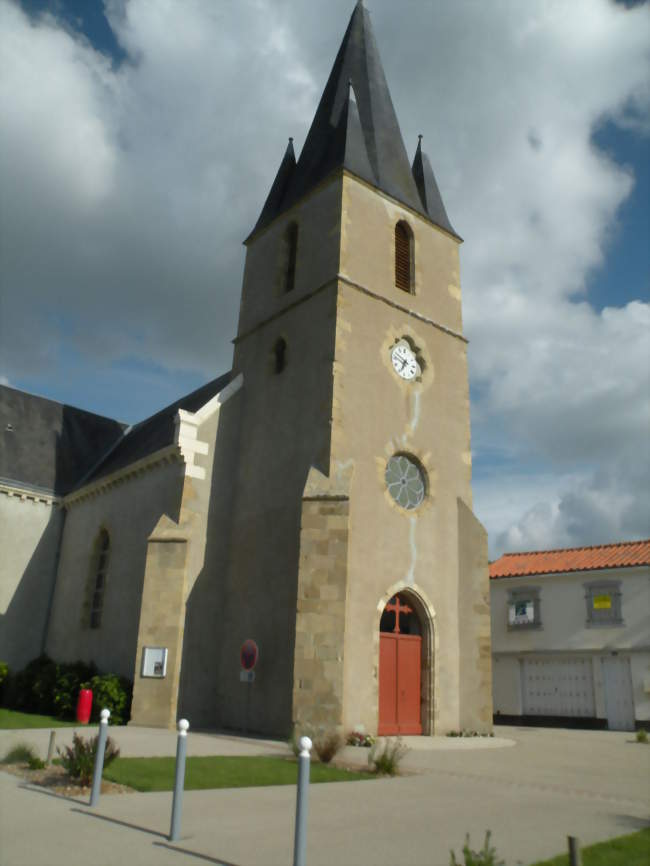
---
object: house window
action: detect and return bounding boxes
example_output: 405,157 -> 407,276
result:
285,223 -> 298,292
395,221 -> 413,292
584,581 -> 623,626
90,529 -> 110,629
507,586 -> 541,629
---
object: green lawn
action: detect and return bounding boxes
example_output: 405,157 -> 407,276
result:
103,755 -> 373,792
530,829 -> 650,866
0,709 -> 79,729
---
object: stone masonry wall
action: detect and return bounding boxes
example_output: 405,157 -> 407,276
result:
292,496 -> 349,733
457,497 -> 493,732
130,517 -> 189,728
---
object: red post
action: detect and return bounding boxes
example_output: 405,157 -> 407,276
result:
76,689 -> 93,724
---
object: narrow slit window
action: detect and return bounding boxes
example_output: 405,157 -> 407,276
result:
395,222 -> 413,292
90,530 -> 110,629
285,223 -> 298,292
273,337 -> 287,374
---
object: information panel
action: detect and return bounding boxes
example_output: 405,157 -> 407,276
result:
141,646 -> 168,678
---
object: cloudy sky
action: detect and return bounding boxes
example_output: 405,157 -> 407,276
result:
1,0 -> 648,556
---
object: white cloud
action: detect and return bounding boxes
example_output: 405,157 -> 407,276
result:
0,0 -> 648,551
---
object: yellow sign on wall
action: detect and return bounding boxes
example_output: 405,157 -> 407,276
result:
593,595 -> 612,610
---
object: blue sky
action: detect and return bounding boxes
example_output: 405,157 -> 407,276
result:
2,0 -> 648,555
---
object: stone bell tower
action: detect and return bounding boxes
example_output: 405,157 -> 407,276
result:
205,0 -> 492,737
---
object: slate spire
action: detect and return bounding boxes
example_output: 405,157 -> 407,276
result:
250,138 -> 296,237
248,2 -> 459,239
411,135 -> 459,239
323,81 -> 376,185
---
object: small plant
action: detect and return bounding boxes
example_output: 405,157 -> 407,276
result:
27,756 -> 46,770
450,831 -> 504,866
57,732 -> 119,785
312,731 -> 342,764
2,742 -> 39,764
347,730 -> 376,747
636,729 -> 648,744
368,737 -> 408,776
446,730 -> 494,738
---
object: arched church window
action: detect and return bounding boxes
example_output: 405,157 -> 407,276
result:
285,222 -> 298,292
395,221 -> 413,292
273,337 -> 287,374
89,529 -> 110,629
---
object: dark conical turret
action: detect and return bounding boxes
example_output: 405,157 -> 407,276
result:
250,138 -> 296,237
248,1 -> 458,240
411,136 -> 459,239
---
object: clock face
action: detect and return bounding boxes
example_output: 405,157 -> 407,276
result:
391,341 -> 420,380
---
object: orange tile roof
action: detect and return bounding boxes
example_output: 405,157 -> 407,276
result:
489,540 -> 650,579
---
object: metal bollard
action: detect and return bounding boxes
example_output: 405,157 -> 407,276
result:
169,719 -> 190,842
46,730 -> 56,765
292,736 -> 312,866
89,708 -> 110,807
568,836 -> 581,866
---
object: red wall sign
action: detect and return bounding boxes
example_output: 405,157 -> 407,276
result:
240,639 -> 259,671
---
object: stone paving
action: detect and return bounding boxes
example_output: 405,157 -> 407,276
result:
1,725 -> 648,866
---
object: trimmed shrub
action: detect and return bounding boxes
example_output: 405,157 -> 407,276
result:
89,674 -> 132,726
368,737 -> 408,776
52,660 -> 97,719
636,729 -> 648,744
313,731 -> 342,764
7,655 -> 58,713
58,732 -> 120,786
1,656 -> 131,724
450,831 -> 504,866
0,661 -> 8,703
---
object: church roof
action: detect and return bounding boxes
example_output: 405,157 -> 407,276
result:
489,540 -> 650,579
0,385 -> 126,496
86,372 -> 232,483
248,1 -> 459,240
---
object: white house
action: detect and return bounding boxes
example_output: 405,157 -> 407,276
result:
490,540 -> 650,731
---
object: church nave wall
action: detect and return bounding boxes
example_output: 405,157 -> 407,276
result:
46,460 -> 185,679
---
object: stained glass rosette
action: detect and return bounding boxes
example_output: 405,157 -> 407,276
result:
385,455 -> 425,510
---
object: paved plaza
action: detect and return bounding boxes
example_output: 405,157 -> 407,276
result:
1,725 -> 648,866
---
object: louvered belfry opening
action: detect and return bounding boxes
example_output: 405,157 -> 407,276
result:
395,222 -> 412,292
285,223 -> 298,292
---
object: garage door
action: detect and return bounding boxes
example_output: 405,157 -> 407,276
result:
522,657 -> 595,717
601,656 -> 635,731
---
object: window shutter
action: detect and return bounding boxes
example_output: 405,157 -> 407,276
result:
395,223 -> 411,292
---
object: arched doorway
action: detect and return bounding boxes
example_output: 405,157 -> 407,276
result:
378,593 -> 423,735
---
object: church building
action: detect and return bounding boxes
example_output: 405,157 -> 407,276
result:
0,2 -> 492,736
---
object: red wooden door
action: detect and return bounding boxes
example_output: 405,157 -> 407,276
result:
378,632 -> 422,735
379,634 -> 398,733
